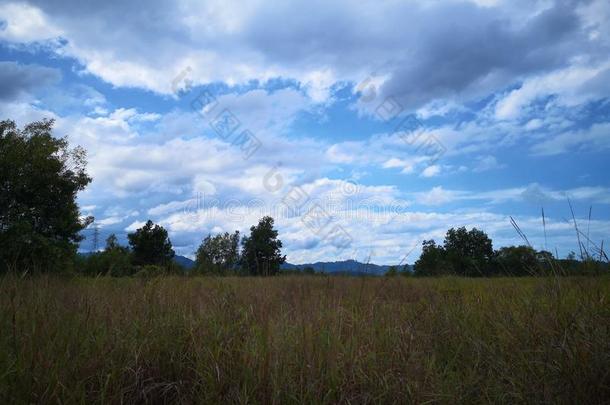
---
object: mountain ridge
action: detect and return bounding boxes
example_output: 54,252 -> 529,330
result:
282,259 -> 411,275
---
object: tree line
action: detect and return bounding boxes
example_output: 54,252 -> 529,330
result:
77,216 -> 286,277
1,119 -> 607,277
0,119 -> 286,276
409,226 -> 608,277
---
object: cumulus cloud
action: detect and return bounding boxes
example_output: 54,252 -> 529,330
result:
531,122 -> 610,155
494,62 -> 610,120
0,2 -> 62,43
421,165 -> 441,178
0,0 -> 604,110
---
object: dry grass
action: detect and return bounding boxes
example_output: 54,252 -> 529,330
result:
1,275 -> 609,404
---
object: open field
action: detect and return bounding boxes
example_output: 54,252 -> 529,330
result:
1,276 -> 609,404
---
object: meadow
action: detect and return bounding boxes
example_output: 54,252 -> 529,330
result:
1,275 -> 608,404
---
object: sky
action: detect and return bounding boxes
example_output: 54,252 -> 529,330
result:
1,0 -> 609,264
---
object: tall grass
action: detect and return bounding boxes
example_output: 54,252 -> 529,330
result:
1,275 -> 608,404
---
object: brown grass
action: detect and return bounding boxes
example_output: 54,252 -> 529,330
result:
1,275 -> 609,404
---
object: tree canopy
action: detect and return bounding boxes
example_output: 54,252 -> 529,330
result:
127,220 -> 175,266
0,119 -> 91,273
241,216 -> 286,276
443,227 -> 494,276
415,227 -> 494,276
195,231 -> 240,274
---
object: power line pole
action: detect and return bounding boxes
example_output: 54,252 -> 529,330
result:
92,223 -> 99,252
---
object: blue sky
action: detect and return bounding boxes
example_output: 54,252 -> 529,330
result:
1,0 -> 609,264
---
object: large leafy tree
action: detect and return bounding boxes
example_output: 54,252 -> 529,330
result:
0,119 -> 92,273
443,227 -> 494,276
414,227 -> 494,276
493,245 -> 539,276
127,220 -> 174,266
241,216 -> 285,276
195,231 -> 240,274
414,240 -> 449,276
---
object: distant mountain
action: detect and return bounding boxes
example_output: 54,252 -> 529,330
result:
80,253 -> 409,275
174,255 -> 195,269
282,260 -> 412,275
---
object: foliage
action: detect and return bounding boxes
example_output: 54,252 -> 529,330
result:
414,239 -> 451,276
127,220 -> 174,266
415,226 -> 609,277
194,231 -> 240,274
78,234 -> 133,277
133,265 -> 169,278
241,216 -> 286,276
493,245 -> 540,276
385,265 -> 398,276
415,227 -> 494,276
443,227 -> 494,276
0,119 -> 92,273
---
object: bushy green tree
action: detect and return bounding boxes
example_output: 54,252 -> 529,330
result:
195,231 -> 240,274
414,228 -> 494,276
79,234 -> 133,276
127,220 -> 174,266
101,234 -> 132,276
493,245 -> 539,276
241,216 -> 285,276
443,227 -> 494,276
0,119 -> 92,273
414,240 -> 449,276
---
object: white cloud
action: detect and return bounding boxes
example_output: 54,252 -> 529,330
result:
2,0 -> 606,112
531,123 -> 610,155
524,118 -> 544,131
494,62 -> 610,120
0,2 -> 62,43
415,186 -> 460,205
472,155 -> 505,172
421,165 -> 441,177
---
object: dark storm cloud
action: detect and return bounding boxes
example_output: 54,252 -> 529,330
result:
241,0 -> 603,108
377,1 -> 590,108
0,62 -> 61,101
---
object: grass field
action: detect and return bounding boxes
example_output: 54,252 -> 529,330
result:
1,275 -> 609,404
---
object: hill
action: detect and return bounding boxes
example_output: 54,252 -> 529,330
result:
282,259 -> 411,275
174,255 -> 195,269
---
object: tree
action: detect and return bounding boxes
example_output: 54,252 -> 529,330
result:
0,119 -> 92,273
414,240 -> 449,276
241,216 -> 286,276
493,245 -> 539,276
101,234 -> 132,276
195,231 -> 240,274
443,227 -> 493,276
105,234 -> 121,250
385,265 -> 398,277
80,234 -> 132,276
127,220 -> 174,266
414,228 -> 494,277
400,265 -> 413,276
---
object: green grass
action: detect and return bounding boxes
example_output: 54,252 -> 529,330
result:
1,276 -> 609,404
